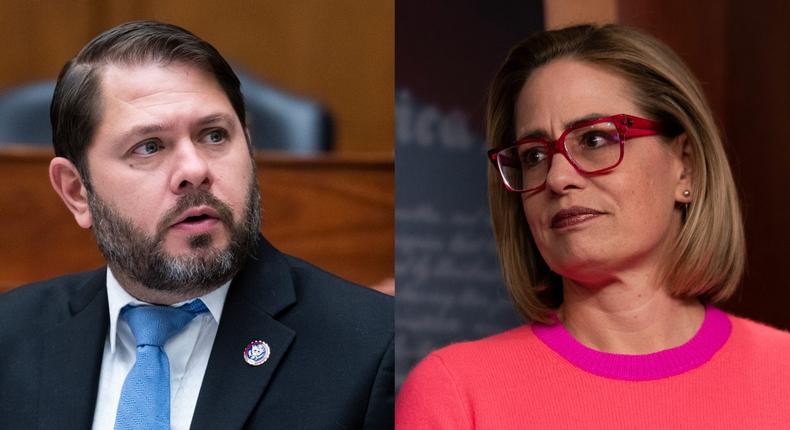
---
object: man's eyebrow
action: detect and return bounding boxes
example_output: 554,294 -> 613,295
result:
196,113 -> 235,127
115,113 -> 235,143
118,123 -> 168,142
517,113 -> 607,141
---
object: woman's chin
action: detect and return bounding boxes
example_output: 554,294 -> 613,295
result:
549,260 -> 619,289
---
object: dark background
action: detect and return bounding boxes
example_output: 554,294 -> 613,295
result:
395,0 -> 544,389
618,0 -> 790,334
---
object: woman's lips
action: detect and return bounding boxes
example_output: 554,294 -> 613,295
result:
551,206 -> 605,229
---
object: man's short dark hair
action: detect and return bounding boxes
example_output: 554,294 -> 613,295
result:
50,20 -> 248,186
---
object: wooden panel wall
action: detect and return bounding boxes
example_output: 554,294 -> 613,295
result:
619,1 -> 790,330
0,147 -> 393,291
0,0 -> 393,153
543,0 -> 617,28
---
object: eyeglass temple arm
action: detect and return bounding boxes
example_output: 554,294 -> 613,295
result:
622,115 -> 664,138
625,128 -> 659,138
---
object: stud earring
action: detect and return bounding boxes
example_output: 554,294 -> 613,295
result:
682,190 -> 691,197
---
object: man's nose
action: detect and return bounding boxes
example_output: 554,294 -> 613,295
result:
170,141 -> 212,193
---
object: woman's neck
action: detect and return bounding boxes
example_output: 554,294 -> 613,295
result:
558,275 -> 705,355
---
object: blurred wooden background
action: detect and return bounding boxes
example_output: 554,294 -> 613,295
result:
0,0 -> 393,153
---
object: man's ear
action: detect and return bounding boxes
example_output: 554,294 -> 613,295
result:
673,133 -> 693,203
49,157 -> 92,229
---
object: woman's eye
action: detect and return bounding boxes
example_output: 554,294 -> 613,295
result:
132,140 -> 161,155
520,146 -> 548,168
579,131 -> 617,149
206,129 -> 227,144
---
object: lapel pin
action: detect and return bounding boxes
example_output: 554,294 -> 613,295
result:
243,340 -> 271,366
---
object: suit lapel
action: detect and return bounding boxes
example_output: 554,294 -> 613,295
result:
191,238 -> 297,429
38,269 -> 109,429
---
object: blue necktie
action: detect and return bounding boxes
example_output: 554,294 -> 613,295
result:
114,300 -> 208,430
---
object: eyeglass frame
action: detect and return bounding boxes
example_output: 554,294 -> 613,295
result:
487,113 -> 665,193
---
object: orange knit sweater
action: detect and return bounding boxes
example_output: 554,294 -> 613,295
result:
396,307 -> 790,429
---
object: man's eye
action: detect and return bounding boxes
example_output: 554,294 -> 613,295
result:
132,140 -> 161,155
206,129 -> 228,144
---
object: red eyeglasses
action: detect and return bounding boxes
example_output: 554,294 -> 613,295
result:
487,114 -> 664,193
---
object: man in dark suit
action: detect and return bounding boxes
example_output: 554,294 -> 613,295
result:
0,21 -> 393,429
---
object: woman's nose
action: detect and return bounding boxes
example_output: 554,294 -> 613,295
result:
544,152 -> 585,194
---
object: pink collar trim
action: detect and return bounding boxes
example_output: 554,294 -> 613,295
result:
532,304 -> 731,381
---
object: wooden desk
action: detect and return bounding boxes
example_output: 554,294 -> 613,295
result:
0,146 -> 393,292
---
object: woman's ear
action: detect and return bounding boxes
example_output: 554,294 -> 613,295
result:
672,133 -> 693,203
49,157 -> 92,229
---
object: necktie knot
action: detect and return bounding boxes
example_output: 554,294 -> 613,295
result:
122,299 -> 208,347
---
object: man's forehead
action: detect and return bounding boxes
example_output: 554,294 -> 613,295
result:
98,61 -> 222,99
95,62 -> 237,123
88,62 -> 243,151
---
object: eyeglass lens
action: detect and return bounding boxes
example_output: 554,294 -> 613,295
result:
497,121 -> 622,192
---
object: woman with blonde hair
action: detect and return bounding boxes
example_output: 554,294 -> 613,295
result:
397,24 -> 790,428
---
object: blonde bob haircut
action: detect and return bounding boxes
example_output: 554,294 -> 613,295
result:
486,24 -> 745,323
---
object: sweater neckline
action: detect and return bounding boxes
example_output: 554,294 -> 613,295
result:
532,304 -> 731,381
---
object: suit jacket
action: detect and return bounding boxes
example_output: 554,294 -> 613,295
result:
0,236 -> 394,429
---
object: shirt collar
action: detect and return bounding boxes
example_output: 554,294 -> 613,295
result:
106,267 -> 230,353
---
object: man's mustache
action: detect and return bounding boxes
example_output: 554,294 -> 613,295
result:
155,191 -> 235,239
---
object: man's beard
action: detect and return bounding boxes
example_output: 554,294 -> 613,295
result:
87,179 -> 261,296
